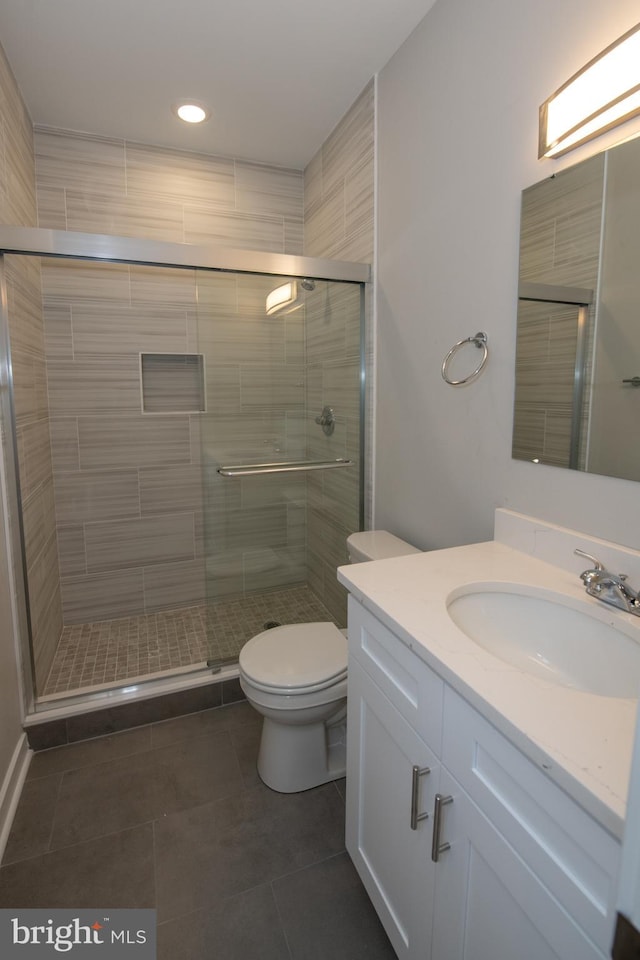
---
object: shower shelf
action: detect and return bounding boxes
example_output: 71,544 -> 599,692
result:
218,458 -> 353,477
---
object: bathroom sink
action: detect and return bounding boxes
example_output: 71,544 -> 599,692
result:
446,585 -> 640,698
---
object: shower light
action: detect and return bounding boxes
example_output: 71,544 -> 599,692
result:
172,101 -> 210,124
539,22 -> 640,158
266,281 -> 298,315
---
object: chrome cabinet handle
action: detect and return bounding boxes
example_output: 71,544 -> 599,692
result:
431,793 -> 453,861
410,765 -> 430,830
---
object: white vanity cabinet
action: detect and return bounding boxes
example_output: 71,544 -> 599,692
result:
346,598 -> 444,959
345,597 -> 621,960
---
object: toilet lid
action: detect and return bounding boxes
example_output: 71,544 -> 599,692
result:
239,622 -> 347,692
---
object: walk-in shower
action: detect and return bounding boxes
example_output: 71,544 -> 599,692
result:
0,228 -> 368,719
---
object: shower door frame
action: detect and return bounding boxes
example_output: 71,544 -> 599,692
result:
0,225 -> 370,718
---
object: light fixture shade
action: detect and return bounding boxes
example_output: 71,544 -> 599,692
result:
266,281 -> 297,315
539,22 -> 640,158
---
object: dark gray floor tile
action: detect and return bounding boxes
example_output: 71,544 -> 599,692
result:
222,700 -> 262,731
273,852 -> 395,960
9,699 -> 389,958
2,774 -> 61,865
150,701 -> 259,754
28,727 -> 152,780
152,731 -> 244,816
49,729 -> 244,850
334,777 -> 347,801
157,884 -> 290,960
0,824 -> 155,909
154,781 -> 346,923
150,706 -> 230,750
49,750 -> 159,850
229,718 -> 262,789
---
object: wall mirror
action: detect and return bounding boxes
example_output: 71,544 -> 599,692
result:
513,134 -> 640,482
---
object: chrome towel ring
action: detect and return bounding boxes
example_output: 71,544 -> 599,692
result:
441,331 -> 488,386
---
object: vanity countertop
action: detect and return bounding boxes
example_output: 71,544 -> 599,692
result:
338,539 -> 640,839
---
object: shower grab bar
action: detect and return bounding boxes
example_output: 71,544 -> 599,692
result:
218,458 -> 353,477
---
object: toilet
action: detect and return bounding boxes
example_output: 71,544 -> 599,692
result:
239,530 -> 421,792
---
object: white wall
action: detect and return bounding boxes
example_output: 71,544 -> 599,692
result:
375,0 -> 640,551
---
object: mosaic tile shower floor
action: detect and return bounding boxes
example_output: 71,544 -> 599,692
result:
43,585 -> 337,698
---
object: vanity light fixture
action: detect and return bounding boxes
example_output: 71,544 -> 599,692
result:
266,281 -> 298,315
172,101 -> 211,124
539,21 -> 640,158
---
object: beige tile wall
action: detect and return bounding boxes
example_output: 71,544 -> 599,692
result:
40,259 -> 204,623
304,82 -> 374,263
0,36 -> 373,696
40,258 -> 313,624
0,45 -> 62,694
35,129 -> 304,251
303,81 -> 374,623
34,132 -> 310,626
29,93 -> 371,634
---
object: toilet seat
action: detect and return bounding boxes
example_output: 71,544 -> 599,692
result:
239,622 -> 347,695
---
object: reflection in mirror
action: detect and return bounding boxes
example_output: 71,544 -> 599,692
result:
513,136 -> 640,482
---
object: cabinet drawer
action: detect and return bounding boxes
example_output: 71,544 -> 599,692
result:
442,686 -> 620,954
348,596 -> 444,755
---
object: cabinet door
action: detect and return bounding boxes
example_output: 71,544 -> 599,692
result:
431,768 -> 607,960
442,686 -> 619,953
346,658 -> 439,960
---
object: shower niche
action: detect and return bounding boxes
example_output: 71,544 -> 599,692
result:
140,353 -> 206,414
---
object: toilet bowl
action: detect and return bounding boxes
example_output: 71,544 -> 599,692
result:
239,530 -> 421,793
240,622 -> 348,793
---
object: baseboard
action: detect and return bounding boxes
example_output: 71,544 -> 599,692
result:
0,734 -> 31,862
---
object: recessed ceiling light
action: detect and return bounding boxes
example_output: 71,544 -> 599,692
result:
172,101 -> 210,124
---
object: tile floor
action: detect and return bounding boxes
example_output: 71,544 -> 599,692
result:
44,586 -> 337,697
0,700 -> 395,960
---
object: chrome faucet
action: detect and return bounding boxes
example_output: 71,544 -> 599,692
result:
574,549 -> 640,616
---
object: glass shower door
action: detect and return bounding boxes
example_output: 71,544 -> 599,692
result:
195,269 -> 363,668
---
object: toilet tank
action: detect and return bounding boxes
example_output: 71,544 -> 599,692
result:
346,530 -> 421,563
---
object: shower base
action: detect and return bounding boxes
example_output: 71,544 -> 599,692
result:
42,585 -> 337,699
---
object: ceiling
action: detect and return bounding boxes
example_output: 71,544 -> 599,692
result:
0,0 -> 437,169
